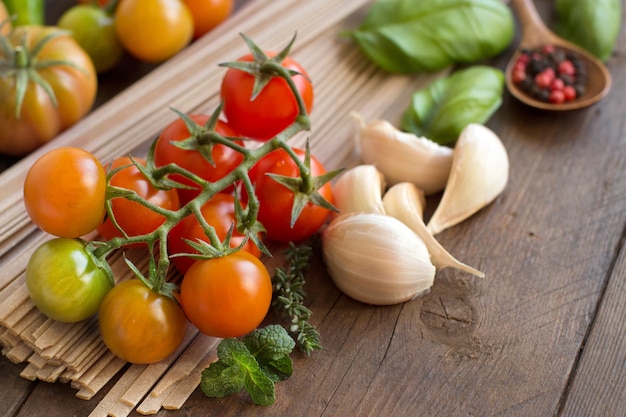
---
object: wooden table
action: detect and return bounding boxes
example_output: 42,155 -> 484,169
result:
2,1 -> 625,416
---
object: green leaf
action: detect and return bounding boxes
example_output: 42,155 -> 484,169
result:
347,0 -> 514,73
555,0 -> 621,62
401,65 -> 504,145
242,324 -> 296,361
200,335 -> 284,406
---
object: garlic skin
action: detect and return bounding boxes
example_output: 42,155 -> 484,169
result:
322,212 -> 436,305
382,182 -> 484,278
427,123 -> 509,235
354,113 -> 453,195
333,164 -> 386,215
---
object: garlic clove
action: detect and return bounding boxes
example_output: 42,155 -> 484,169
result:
353,112 -> 454,195
322,212 -> 436,305
427,123 -> 509,235
383,182 -> 484,278
332,164 -> 386,215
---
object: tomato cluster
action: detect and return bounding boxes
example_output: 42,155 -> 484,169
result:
64,0 -> 233,71
21,36 -> 336,364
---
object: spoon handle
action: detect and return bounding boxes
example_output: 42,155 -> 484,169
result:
510,0 -> 558,48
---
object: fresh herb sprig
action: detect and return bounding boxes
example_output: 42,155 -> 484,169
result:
200,325 -> 295,406
271,241 -> 321,355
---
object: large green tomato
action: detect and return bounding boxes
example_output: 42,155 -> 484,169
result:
57,5 -> 123,73
25,238 -> 113,322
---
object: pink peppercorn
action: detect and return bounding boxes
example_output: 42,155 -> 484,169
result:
563,85 -> 577,101
558,60 -> 576,76
550,78 -> 565,91
549,90 -> 566,104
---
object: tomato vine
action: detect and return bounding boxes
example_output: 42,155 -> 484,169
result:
22,33 -> 341,359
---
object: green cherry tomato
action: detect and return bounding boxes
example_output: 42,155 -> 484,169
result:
57,5 -> 124,73
98,280 -> 188,364
25,238 -> 113,322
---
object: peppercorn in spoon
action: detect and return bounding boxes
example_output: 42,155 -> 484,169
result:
505,0 -> 611,111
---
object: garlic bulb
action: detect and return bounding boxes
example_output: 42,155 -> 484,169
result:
333,164 -> 386,215
322,212 -> 436,305
382,182 -> 484,278
427,123 -> 509,235
354,113 -> 453,195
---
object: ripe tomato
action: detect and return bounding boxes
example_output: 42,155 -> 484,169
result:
180,251 -> 272,338
0,26 -> 97,156
220,53 -> 314,141
247,147 -> 334,242
182,0 -> 233,39
154,114 -> 243,204
0,2 -> 11,34
97,156 -> 180,243
168,193 -> 261,274
26,238 -> 113,322
99,279 -> 188,364
24,147 -> 107,238
115,0 -> 194,62
58,4 -> 124,73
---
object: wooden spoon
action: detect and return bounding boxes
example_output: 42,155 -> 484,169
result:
505,0 -> 612,111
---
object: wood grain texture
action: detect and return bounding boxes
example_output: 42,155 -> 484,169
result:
1,0 -> 625,416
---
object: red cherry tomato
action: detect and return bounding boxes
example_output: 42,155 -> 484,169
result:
246,147 -> 334,242
154,115 -> 243,204
97,156 -> 180,243
220,53 -> 314,141
168,193 -> 261,274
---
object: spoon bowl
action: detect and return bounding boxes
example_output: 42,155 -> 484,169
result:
505,0 -> 611,111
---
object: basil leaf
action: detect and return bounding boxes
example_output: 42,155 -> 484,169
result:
346,0 -> 514,73
401,66 -> 504,145
555,0 -> 621,62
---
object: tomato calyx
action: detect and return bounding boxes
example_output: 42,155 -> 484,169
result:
167,107 -> 247,172
266,143 -> 341,227
219,33 -> 312,136
0,29 -> 88,118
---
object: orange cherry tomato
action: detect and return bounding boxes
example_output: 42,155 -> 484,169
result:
182,0 -> 233,39
24,147 -> 106,238
98,279 -> 188,364
180,251 -> 272,338
115,0 -> 194,62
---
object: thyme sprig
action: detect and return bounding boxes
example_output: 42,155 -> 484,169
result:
271,241 -> 321,356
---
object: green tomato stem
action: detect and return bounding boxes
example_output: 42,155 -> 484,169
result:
92,34 -> 324,295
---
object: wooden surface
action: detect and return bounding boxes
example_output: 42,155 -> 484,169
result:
2,1 -> 625,416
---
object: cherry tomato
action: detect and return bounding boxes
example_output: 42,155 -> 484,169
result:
0,26 -> 97,155
25,238 -> 113,322
24,147 -> 107,238
154,114 -> 243,204
98,279 -> 188,364
220,53 -> 314,141
246,147 -> 334,242
0,2 -> 11,34
97,156 -> 180,243
182,0 -> 233,39
115,0 -> 193,63
168,193 -> 261,274
180,251 -> 272,338
58,4 -> 124,73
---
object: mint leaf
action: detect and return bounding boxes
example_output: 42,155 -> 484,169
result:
243,325 -> 295,382
243,324 -> 296,360
244,366 -> 276,406
200,326 -> 297,406
200,338 -> 276,405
